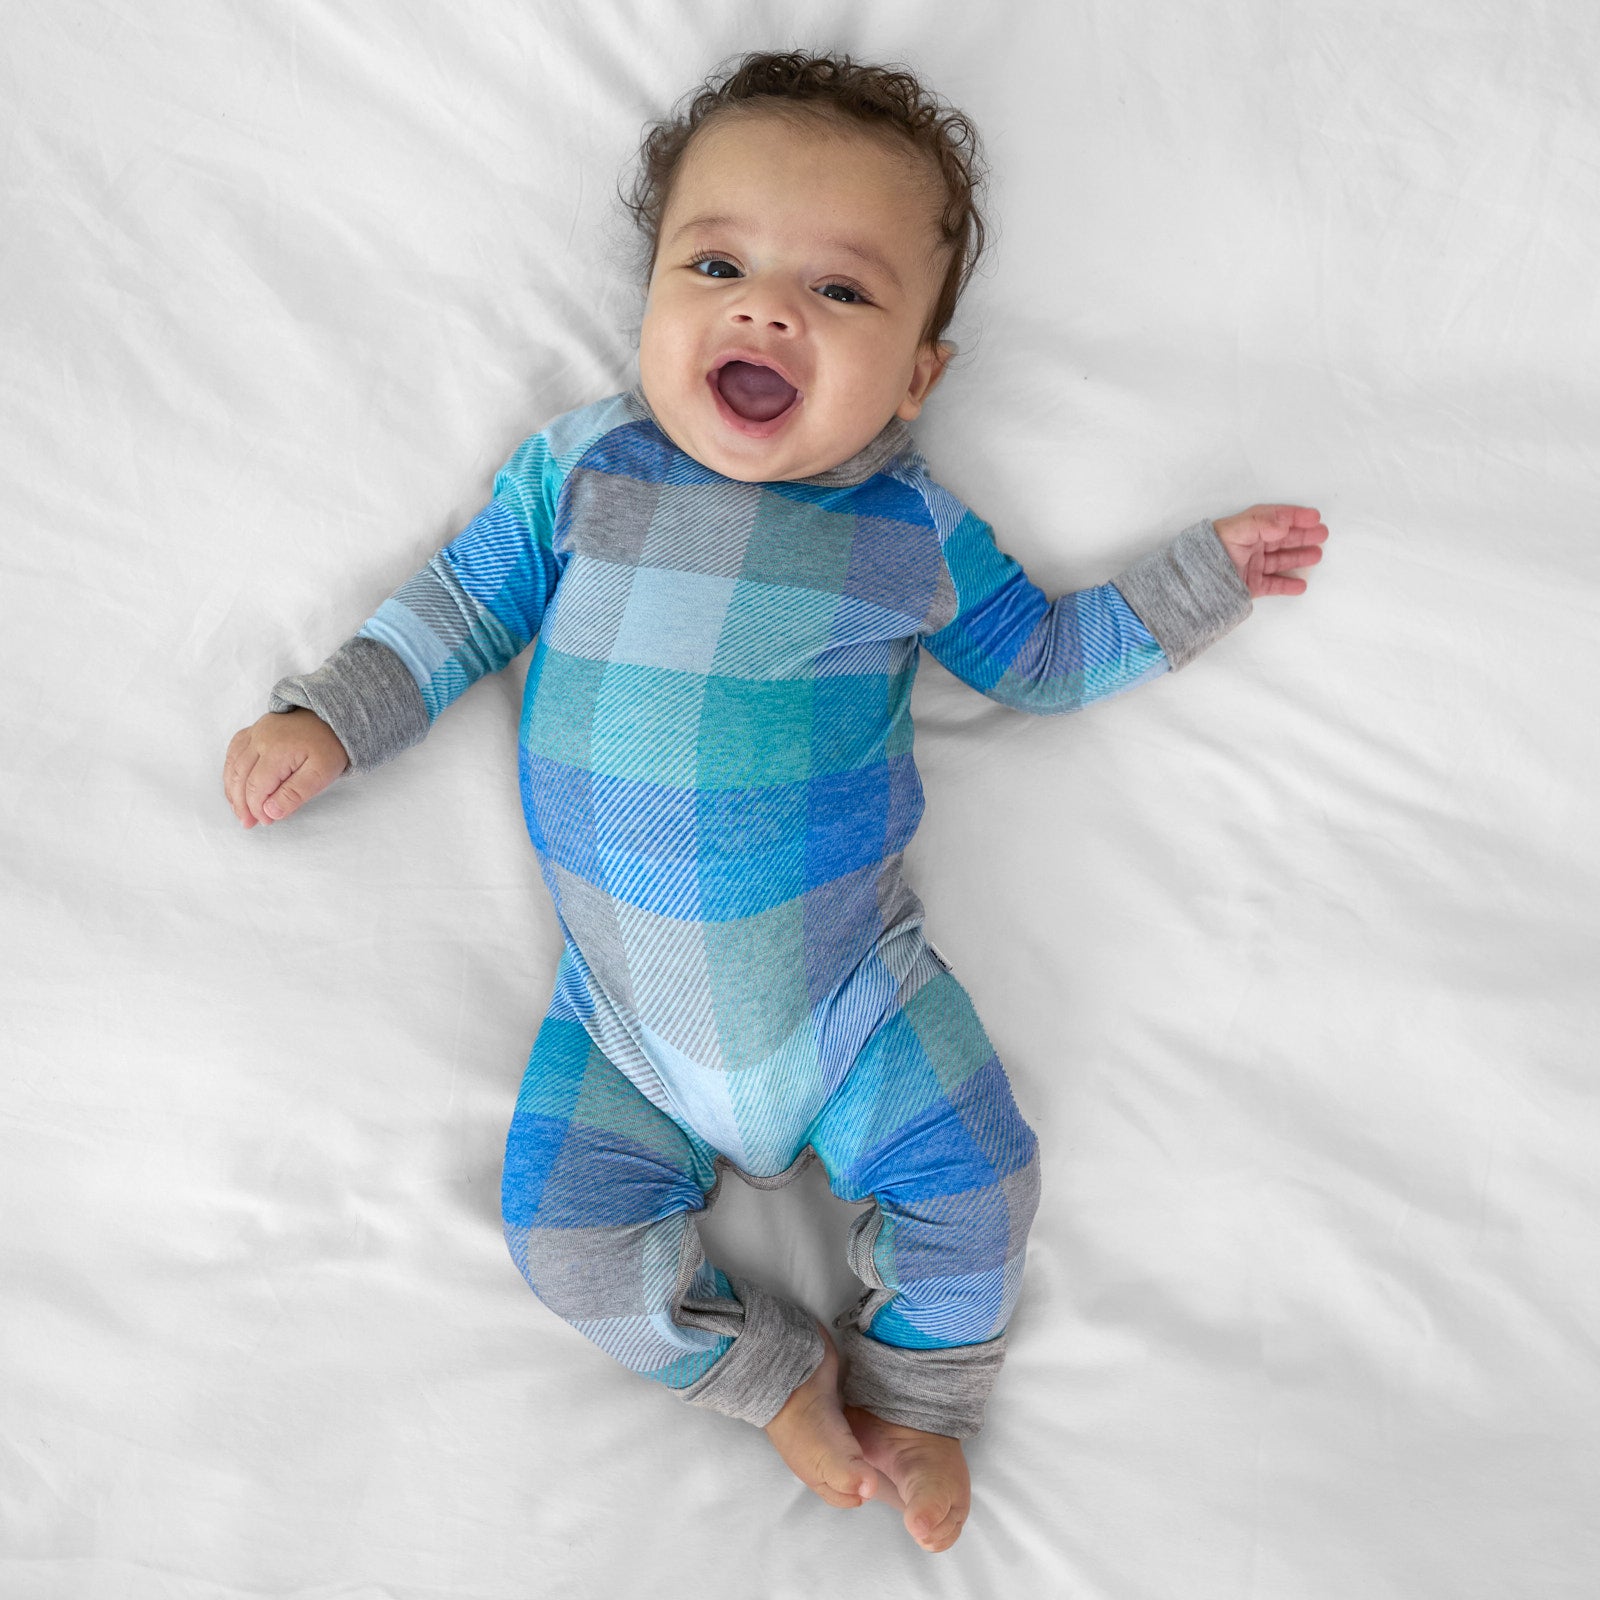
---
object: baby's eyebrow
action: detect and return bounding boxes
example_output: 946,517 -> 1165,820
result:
668,213 -> 904,292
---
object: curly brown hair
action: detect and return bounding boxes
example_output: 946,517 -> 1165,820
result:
621,50 -> 989,349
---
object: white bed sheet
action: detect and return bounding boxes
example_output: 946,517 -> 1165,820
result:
5,1 -> 1599,1595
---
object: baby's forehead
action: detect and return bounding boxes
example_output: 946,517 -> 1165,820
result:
691,102 -> 937,180
674,108 -> 945,246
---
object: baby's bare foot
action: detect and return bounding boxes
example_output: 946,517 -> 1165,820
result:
763,1323 -> 880,1509
843,1405 -> 971,1552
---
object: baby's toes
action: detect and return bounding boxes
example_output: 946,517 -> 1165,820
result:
810,1479 -> 866,1510
906,1494 -> 952,1547
903,1470 -> 969,1550
820,1448 -> 876,1505
912,1500 -> 968,1552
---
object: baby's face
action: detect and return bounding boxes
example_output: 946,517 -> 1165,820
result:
638,111 -> 952,482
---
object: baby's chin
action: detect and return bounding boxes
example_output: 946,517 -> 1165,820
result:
638,392 -> 822,483
640,379 -> 893,484
693,429 -> 864,484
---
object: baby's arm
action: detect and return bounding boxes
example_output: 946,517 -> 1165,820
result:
222,424 -> 567,830
919,484 -> 1329,715
223,708 -> 349,828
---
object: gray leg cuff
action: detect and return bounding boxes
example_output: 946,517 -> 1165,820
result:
835,1323 -> 1007,1439
676,1276 -> 825,1428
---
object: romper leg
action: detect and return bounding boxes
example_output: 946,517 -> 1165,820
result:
501,949 -> 823,1426
807,951 -> 1041,1439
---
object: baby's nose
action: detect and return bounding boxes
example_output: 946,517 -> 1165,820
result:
729,279 -> 802,334
732,307 -> 793,332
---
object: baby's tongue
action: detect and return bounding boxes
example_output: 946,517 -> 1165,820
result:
716,360 -> 798,422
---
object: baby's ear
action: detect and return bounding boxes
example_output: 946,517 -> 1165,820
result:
896,341 -> 955,421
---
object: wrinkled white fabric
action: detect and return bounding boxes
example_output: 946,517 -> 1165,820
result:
4,1 -> 1598,1596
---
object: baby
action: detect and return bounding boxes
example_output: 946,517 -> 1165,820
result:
223,50 -> 1326,1553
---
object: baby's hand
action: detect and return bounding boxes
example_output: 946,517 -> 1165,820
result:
1211,505 -> 1329,598
223,709 -> 349,828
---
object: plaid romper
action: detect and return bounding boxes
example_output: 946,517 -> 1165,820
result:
271,388 -> 1250,1437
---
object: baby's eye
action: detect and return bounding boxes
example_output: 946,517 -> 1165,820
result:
818,282 -> 867,305
690,256 -> 741,279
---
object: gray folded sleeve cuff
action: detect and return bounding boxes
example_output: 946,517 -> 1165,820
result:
676,1276 -> 825,1428
835,1323 -> 1006,1440
268,635 -> 431,774
1113,519 -> 1252,671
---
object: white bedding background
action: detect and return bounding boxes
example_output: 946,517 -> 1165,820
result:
5,1 -> 1599,1595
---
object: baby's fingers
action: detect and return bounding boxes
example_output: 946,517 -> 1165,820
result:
1262,506 -> 1329,548
1257,502 -> 1323,527
223,730 -> 262,828
246,749 -> 338,825
1264,544 -> 1324,572
1256,539 -> 1325,597
1258,572 -> 1309,596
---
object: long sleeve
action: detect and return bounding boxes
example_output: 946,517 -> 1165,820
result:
920,503 -> 1252,716
269,428 -> 567,771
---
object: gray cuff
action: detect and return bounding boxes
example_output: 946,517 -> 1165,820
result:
269,635 -> 430,774
676,1276 -> 825,1428
835,1323 -> 1006,1439
1113,519 -> 1252,670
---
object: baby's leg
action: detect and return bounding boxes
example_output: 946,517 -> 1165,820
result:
809,952 -> 1042,1551
501,954 -> 876,1506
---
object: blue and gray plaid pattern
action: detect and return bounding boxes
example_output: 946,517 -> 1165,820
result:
351,389 -> 1172,1390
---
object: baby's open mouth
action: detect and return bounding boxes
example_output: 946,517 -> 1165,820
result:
714,360 -> 799,423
